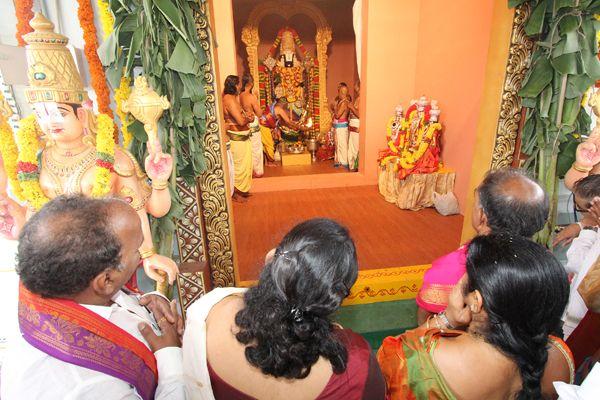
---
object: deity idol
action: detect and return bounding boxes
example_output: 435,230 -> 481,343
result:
378,96 -> 443,180
261,28 -> 316,142
0,14 -> 177,284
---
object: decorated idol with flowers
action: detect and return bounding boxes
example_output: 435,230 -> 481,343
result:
378,96 -> 443,180
0,14 -> 177,285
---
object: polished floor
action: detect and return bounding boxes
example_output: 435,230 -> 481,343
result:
261,159 -> 348,177
232,185 -> 463,282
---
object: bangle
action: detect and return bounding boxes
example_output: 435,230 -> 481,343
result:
140,248 -> 156,259
151,180 -> 169,190
437,311 -> 456,330
573,164 -> 593,173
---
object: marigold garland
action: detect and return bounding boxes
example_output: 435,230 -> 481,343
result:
0,113 -> 24,201
15,0 -> 34,47
96,0 -> 114,40
114,76 -> 133,148
76,0 -> 113,120
91,113 -> 115,197
15,115 -> 49,210
16,113 -> 115,209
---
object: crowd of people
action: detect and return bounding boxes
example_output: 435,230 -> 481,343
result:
222,75 -> 362,202
0,167 -> 598,399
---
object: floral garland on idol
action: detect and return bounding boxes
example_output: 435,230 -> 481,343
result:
15,116 -> 49,210
96,0 -> 133,148
76,0 -> 114,124
0,109 -> 24,201
15,114 -> 115,210
15,0 -> 34,46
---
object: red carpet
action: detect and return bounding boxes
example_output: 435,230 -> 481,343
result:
233,185 -> 463,283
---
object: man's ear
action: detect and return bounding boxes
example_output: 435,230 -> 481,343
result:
90,268 -> 117,297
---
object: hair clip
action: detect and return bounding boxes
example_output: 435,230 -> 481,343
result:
277,250 -> 294,262
290,307 -> 304,323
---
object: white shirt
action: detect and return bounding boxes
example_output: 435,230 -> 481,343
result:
563,229 -> 600,338
0,238 -> 19,365
1,290 -> 185,399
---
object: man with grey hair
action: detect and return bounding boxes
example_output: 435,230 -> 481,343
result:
416,168 -> 549,323
1,195 -> 185,400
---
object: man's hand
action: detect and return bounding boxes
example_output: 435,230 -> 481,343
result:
139,295 -> 184,337
553,223 -> 582,247
138,300 -> 181,352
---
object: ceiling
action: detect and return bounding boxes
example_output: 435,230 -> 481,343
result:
232,0 -> 357,43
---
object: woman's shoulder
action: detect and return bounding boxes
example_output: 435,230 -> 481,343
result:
187,287 -> 247,322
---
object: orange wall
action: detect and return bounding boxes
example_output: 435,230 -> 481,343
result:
326,41 -> 359,104
414,0 -> 495,212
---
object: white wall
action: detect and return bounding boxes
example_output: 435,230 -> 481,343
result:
0,0 -> 106,117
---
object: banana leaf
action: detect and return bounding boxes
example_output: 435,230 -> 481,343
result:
559,15 -> 580,35
525,0 -> 548,35
165,38 -> 199,74
557,138 -> 579,177
154,0 -> 189,42
509,0 -> 533,6
519,56 -> 554,97
551,53 -> 578,75
566,74 -> 596,98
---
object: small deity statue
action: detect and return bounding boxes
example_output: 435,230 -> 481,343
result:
378,96 -> 443,179
0,14 -> 177,285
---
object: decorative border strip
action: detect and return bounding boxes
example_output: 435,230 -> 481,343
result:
491,4 -> 533,169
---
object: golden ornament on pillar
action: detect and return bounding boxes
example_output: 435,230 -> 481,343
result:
121,76 -> 170,144
23,13 -> 88,105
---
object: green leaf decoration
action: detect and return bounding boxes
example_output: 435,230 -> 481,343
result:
508,0 -> 597,246
105,0 -> 211,256
165,38 -> 199,74
153,0 -> 189,41
551,53 -> 578,74
559,15 -> 580,35
519,56 -> 553,97
525,1 -> 547,36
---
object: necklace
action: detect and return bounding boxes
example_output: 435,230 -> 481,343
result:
45,146 -> 96,178
54,145 -> 89,158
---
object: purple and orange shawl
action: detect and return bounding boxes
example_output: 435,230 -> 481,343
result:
18,285 -> 158,400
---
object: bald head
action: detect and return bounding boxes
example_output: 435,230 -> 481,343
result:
17,195 -> 138,298
477,169 -> 548,237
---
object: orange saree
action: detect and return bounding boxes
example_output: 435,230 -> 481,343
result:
377,328 -> 574,400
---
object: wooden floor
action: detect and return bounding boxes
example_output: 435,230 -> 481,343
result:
262,159 -> 349,177
233,185 -> 463,282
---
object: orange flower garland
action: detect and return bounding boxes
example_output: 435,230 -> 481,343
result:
15,0 -> 34,47
76,0 -> 113,121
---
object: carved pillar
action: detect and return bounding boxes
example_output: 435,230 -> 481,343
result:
316,27 -> 332,134
242,26 -> 260,100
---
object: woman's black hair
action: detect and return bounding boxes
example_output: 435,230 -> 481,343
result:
223,75 -> 240,95
235,218 -> 358,379
466,234 -> 569,400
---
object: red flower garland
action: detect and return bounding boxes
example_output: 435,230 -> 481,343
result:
76,0 -> 113,120
15,0 -> 34,47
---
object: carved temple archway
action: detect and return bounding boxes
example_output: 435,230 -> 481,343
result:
241,1 -> 333,133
